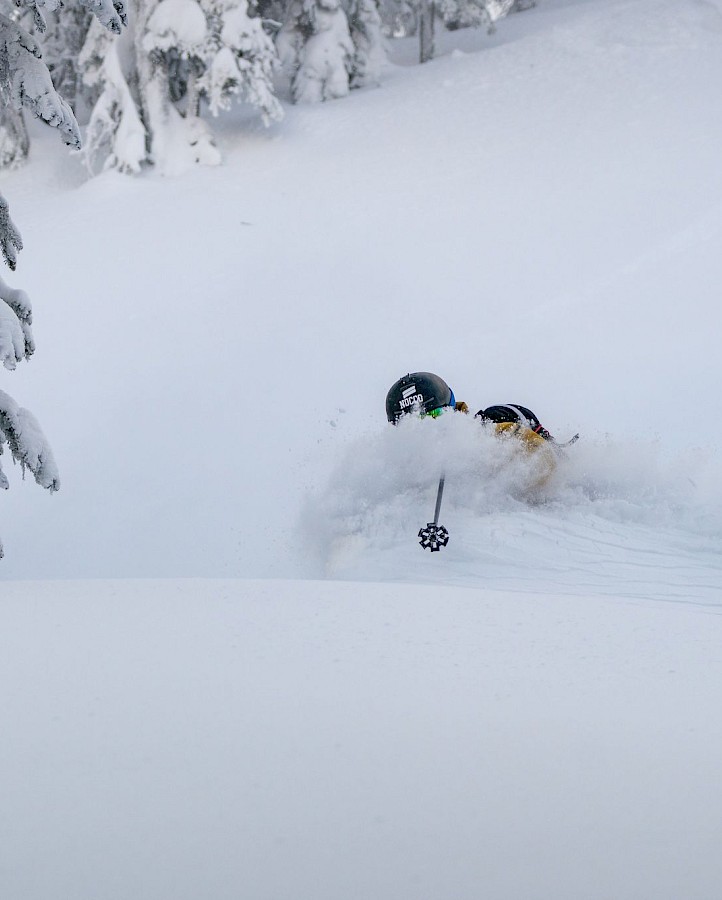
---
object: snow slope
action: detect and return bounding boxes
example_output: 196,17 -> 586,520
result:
3,4 -> 722,896
4,577 -> 722,900
1,0 -> 721,581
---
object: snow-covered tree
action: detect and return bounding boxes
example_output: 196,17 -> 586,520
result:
277,0 -> 354,103
484,0 -> 516,28
0,0 -> 90,172
346,0 -> 384,88
376,0 -> 415,39
79,0 -> 282,177
198,0 -> 283,124
0,11 -> 93,158
138,0 -> 221,174
421,0 -> 514,60
79,17 -> 146,173
0,3 -> 33,168
0,0 -> 125,554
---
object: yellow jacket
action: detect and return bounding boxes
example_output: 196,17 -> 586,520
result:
494,421 -> 557,492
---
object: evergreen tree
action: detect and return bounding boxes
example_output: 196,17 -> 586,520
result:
346,0 -> 384,88
0,0 -> 125,555
376,0 -> 415,40
197,0 -> 283,124
277,0 -> 354,103
137,0 -> 221,174
421,0 -> 515,61
79,17 -> 146,173
483,0 -> 515,28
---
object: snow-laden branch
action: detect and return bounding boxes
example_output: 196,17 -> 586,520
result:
13,0 -> 126,35
0,194 -> 22,270
0,389 -> 59,492
143,0 -> 208,57
485,0 -> 515,23
0,273 -> 33,366
0,304 -> 26,370
77,0 -> 127,35
0,13 -> 81,149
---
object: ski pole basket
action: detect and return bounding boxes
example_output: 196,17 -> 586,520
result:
418,522 -> 449,551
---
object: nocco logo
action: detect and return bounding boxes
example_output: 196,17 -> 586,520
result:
399,384 -> 424,410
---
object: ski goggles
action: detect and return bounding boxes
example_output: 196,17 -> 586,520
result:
423,389 -> 456,418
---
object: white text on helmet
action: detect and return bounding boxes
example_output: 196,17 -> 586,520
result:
399,393 -> 424,409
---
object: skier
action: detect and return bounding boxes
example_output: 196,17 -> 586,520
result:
385,372 -> 468,423
475,404 -> 555,445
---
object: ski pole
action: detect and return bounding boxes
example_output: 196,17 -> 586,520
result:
418,474 -> 449,551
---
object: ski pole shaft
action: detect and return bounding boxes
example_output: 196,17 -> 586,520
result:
433,474 -> 445,525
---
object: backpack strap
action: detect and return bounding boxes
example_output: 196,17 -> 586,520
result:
506,404 -> 534,428
507,404 -> 553,441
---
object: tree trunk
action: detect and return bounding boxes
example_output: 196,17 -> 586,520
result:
132,0 -> 154,153
186,73 -> 201,119
418,0 -> 435,64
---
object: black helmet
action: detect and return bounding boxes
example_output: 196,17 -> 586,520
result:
475,405 -> 524,424
476,404 -> 538,427
386,372 -> 454,423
